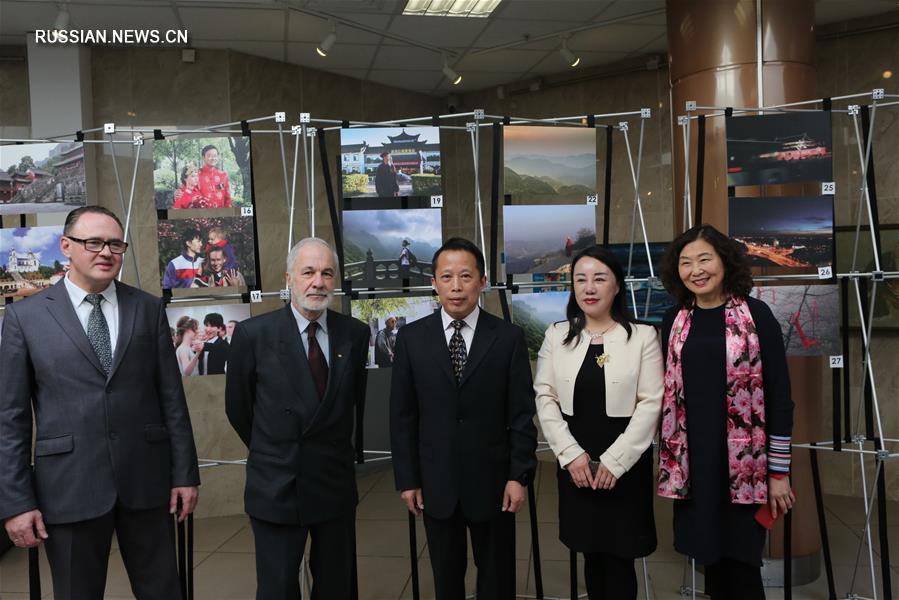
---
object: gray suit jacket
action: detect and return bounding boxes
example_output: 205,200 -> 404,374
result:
0,280 -> 200,525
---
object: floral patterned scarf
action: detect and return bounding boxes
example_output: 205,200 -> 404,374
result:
657,296 -> 768,505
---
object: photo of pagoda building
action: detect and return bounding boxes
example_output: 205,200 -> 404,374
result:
363,129 -> 440,177
340,126 -> 442,198
0,141 -> 86,214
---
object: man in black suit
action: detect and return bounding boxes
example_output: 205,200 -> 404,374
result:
226,237 -> 369,600
199,312 -> 229,375
0,206 -> 200,599
390,237 -> 537,599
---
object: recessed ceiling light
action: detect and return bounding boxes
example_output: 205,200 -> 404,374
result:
404,0 -> 502,18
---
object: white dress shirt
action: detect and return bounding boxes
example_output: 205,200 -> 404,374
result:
290,304 -> 330,366
440,305 -> 479,352
64,274 -> 119,356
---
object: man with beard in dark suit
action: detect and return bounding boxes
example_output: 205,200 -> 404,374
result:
226,237 -> 369,600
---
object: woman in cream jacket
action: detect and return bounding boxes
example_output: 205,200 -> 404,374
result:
534,245 -> 664,600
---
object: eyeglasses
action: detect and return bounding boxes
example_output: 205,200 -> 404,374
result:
65,236 -> 129,254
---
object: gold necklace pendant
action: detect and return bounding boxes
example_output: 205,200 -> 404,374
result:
595,352 -> 609,367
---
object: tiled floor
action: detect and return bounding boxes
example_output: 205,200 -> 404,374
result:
1,456 -> 897,599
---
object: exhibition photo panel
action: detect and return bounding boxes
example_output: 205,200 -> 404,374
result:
726,111 -> 833,187
340,126 -> 442,199
835,225 -> 899,329
729,195 -> 834,276
511,290 -> 569,360
751,284 -> 840,357
0,142 -> 87,215
153,135 -> 253,210
503,204 -> 596,275
0,225 -> 67,297
503,125 -> 597,202
350,295 -> 439,368
158,216 -> 257,290
606,241 -> 676,324
342,207 -> 442,288
166,303 -> 251,377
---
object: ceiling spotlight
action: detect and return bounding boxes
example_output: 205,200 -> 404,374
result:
316,24 -> 337,57
559,38 -> 580,68
442,58 -> 462,85
53,8 -> 71,31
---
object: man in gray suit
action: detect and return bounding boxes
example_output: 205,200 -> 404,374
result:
0,206 -> 200,600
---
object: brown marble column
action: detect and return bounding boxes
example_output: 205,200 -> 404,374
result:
667,0 -> 822,578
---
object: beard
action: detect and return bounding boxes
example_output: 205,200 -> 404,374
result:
294,290 -> 333,313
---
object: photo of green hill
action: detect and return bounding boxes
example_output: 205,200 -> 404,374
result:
511,291 -> 569,360
503,125 -> 597,201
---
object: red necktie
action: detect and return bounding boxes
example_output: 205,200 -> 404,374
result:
306,321 -> 328,400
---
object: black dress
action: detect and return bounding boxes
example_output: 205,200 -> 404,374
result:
557,343 -> 657,557
660,297 -> 793,566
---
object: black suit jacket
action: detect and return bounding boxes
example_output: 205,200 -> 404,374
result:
390,310 -> 537,522
0,280 -> 200,524
202,336 -> 229,375
225,306 -> 369,525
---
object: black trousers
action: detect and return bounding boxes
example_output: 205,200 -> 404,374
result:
250,514 -> 357,600
423,506 -> 516,600
583,552 -> 637,600
43,504 -> 179,600
705,558 -> 765,600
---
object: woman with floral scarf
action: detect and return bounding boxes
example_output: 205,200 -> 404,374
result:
658,225 -> 794,600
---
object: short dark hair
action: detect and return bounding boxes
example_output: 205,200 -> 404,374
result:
203,312 -> 225,329
181,229 -> 202,248
201,144 -> 218,157
207,247 -> 225,257
563,245 -> 632,346
660,224 -> 754,307
431,237 -> 486,278
63,206 -> 124,237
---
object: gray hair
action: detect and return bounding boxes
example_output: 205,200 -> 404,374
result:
286,237 -> 339,273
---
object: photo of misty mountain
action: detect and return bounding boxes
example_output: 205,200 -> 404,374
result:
503,126 -> 597,201
342,208 -> 442,287
504,204 -> 596,275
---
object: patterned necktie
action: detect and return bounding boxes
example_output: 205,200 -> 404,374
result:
306,321 -> 328,400
85,293 -> 112,375
449,319 -> 467,382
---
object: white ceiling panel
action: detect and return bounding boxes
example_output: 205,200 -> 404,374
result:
475,18 -> 591,48
287,12 -> 386,44
193,39 -> 285,62
568,23 -> 666,54
496,1 -> 613,22
180,7 -> 287,40
287,42 -> 380,68
386,14 -> 490,47
67,5 -> 180,32
370,44 -> 445,70
455,48 -> 546,72
590,1 -> 667,22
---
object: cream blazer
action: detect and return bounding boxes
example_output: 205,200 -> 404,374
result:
533,321 -> 664,478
